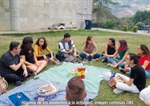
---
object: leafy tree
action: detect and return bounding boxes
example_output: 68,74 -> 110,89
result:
133,10 -> 150,24
92,0 -> 120,23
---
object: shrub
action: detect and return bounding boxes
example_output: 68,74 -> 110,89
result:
136,22 -> 145,30
131,26 -> 138,32
123,25 -> 128,31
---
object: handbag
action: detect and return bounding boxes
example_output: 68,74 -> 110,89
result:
0,76 -> 8,95
109,76 -> 124,89
56,51 -> 65,61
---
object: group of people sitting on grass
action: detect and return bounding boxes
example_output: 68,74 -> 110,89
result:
0,32 -> 150,105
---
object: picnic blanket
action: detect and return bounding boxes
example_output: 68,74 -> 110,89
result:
36,62 -> 111,93
0,78 -> 97,106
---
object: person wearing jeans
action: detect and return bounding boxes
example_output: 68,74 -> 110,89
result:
80,36 -> 100,61
107,39 -> 129,68
113,53 -> 146,94
102,38 -> 118,62
126,44 -> 150,78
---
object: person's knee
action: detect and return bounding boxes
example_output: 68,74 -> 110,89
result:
80,53 -> 86,58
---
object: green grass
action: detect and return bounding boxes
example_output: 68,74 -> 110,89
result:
0,30 -> 150,106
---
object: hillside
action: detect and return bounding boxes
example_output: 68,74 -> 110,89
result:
111,0 -> 150,18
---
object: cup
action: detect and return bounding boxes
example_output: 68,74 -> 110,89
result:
81,67 -> 85,79
77,68 -> 81,77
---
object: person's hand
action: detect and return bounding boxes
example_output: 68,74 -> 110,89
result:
36,62 -> 40,67
20,58 -> 24,64
69,49 -> 72,53
86,53 -> 90,57
103,53 -> 108,56
23,70 -> 28,77
90,54 -> 94,57
43,55 -> 48,61
113,64 -> 118,68
73,53 -> 77,58
49,57 -> 54,62
124,67 -> 131,71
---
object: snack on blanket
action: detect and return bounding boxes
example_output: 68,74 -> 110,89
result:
37,84 -> 59,96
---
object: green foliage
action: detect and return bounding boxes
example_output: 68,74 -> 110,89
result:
131,25 -> 138,32
133,10 -> 150,24
92,0 -> 120,22
136,22 -> 145,29
93,20 -> 117,29
123,25 -> 128,31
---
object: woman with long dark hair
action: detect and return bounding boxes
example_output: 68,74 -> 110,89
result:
108,39 -> 129,68
80,36 -> 100,61
102,38 -> 118,62
34,37 -> 60,65
20,37 -> 47,75
125,44 -> 150,78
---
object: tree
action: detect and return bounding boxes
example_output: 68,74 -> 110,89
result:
133,10 -> 150,24
92,0 -> 120,22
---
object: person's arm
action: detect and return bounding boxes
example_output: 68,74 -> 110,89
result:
103,44 -> 108,56
92,42 -> 98,55
116,51 -> 129,67
21,63 -> 28,77
59,42 -> 69,54
82,43 -> 89,56
124,78 -> 134,86
33,52 -> 39,65
107,45 -> 118,58
69,40 -> 76,55
34,45 -> 43,58
9,59 -> 24,71
46,46 -> 54,59
142,60 -> 150,70
20,55 -> 33,66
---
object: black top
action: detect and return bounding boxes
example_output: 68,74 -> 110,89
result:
130,64 -> 146,91
0,51 -> 20,74
107,45 -> 116,55
20,49 -> 35,64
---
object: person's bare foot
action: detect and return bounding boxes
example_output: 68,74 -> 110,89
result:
54,61 -> 60,65
92,58 -> 99,62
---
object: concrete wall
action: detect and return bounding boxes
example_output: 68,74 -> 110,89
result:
19,0 -> 77,31
0,0 -> 93,31
76,0 -> 93,29
0,0 -> 10,31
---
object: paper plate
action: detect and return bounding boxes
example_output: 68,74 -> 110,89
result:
68,69 -> 77,74
36,84 -> 59,96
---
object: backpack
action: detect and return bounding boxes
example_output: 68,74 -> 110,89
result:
56,51 -> 65,61
0,76 -> 8,95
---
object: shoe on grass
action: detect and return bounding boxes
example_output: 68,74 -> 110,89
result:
113,88 -> 124,94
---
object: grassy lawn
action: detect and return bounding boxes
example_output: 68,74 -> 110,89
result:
0,30 -> 150,106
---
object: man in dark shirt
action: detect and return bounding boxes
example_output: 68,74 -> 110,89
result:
113,53 -> 146,94
0,41 -> 29,86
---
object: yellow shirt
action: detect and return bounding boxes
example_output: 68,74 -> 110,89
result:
34,44 -> 52,57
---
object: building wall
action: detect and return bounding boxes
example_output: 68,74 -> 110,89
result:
19,0 -> 77,31
76,0 -> 93,29
0,0 -> 10,31
0,0 -> 93,31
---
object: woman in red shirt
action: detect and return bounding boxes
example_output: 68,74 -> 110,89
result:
124,44 -> 150,78
137,44 -> 150,78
